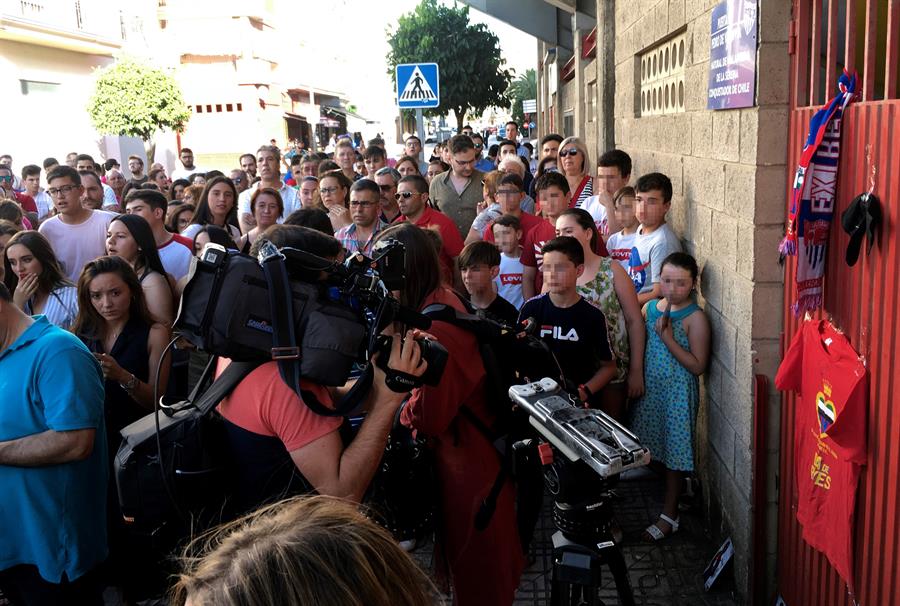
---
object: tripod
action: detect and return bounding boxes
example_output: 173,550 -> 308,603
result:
550,530 -> 634,606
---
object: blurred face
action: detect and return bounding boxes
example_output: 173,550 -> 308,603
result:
492,224 -> 521,254
89,272 -> 132,322
207,182 -> 235,220
241,156 -> 257,177
354,160 -> 367,176
299,180 -> 318,208
47,176 -> 84,216
349,188 -> 380,228
426,163 -> 444,183
404,138 -> 422,157
128,158 -> 143,174
290,165 -> 304,183
336,146 -> 355,171
23,173 -> 41,196
193,232 -> 210,256
375,174 -> 397,209
125,199 -> 162,227
173,183 -> 186,201
180,151 -> 195,168
499,144 -> 518,160
542,250 -> 581,294
364,155 -> 386,176
6,243 -> 43,282
541,139 -> 560,159
107,171 -> 126,191
66,153 -> 77,167
555,214 -> 591,250
499,159 -> 525,179
471,137 -> 484,156
537,185 -> 570,219
253,192 -> 280,229
596,166 -> 629,195
451,148 -> 477,178
81,176 -> 104,209
660,263 -> 694,305
231,170 -> 248,193
0,169 -> 14,193
395,182 -> 425,217
257,151 -> 279,181
76,159 -> 94,173
106,220 -> 140,263
635,188 -> 669,228
192,174 -> 206,186
397,160 -> 417,177
319,176 -> 345,209
496,183 -> 524,214
558,146 -> 584,176
505,124 -> 518,140
300,161 -> 317,177
175,209 -> 192,233
614,195 -> 638,228
440,145 -> 452,164
461,263 -> 495,294
541,161 -> 558,174
154,171 -> 170,191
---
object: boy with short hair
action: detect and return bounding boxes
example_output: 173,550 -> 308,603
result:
519,236 -> 616,406
492,214 -> 525,310
458,240 -> 519,325
605,186 -> 639,271
630,172 -> 682,304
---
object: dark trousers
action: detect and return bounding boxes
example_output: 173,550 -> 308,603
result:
0,564 -> 103,606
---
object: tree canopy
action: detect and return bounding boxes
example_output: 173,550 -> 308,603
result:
87,58 -> 190,150
386,0 -> 513,130
508,69 -> 537,127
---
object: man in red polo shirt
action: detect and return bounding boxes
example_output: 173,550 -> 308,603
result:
483,173 -> 543,246
397,174 -> 463,289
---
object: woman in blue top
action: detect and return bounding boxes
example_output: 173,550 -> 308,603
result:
3,230 -> 79,329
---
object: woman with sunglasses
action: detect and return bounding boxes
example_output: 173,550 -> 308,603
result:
318,170 -> 352,232
558,136 -> 594,209
3,230 -> 79,329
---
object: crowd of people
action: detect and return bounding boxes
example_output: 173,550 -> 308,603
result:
0,119 -> 711,606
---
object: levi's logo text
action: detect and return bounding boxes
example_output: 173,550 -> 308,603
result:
540,325 -> 580,341
500,273 -> 523,286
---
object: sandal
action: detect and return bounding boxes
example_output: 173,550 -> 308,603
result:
644,513 -> 679,542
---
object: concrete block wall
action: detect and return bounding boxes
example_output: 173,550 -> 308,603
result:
610,0 -> 790,597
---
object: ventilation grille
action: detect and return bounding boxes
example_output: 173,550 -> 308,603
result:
639,33 -> 686,116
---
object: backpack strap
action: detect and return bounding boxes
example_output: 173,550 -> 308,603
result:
259,245 -> 366,417
190,359 -> 262,416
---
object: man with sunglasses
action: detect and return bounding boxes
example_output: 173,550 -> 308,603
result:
335,179 -> 388,256
471,134 -> 494,173
374,167 -> 402,224
0,165 -> 37,218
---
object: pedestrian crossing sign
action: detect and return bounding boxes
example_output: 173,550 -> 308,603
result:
396,63 -> 440,109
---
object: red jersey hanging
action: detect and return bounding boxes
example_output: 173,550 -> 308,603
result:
775,319 -> 867,591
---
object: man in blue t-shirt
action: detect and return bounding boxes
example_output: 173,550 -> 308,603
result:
0,283 -> 108,604
519,236 -> 616,406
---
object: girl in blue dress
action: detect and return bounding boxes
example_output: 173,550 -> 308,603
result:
630,252 -> 710,541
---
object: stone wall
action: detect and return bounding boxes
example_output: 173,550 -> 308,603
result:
610,0 -> 791,596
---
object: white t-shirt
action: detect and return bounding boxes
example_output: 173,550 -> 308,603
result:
495,251 -> 525,310
171,166 -> 207,182
578,195 -> 610,236
627,223 -> 682,294
237,183 -> 301,224
181,223 -> 242,248
157,234 -> 194,281
606,230 -> 638,271
38,210 -> 117,281
102,183 -> 119,210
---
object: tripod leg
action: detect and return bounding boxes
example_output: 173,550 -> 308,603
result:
605,546 -> 635,606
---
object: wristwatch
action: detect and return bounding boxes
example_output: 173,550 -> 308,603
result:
120,373 -> 137,393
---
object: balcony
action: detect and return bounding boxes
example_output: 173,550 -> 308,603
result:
0,0 -> 130,54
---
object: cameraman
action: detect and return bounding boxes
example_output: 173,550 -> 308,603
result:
377,223 -> 524,606
215,225 -> 428,513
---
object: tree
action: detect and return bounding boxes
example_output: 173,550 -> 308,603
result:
508,69 -> 537,128
87,57 -> 190,163
386,0 -> 513,132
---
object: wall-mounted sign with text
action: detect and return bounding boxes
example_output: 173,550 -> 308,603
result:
707,0 -> 757,110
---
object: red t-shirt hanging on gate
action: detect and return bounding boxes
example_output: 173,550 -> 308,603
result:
775,319 -> 867,589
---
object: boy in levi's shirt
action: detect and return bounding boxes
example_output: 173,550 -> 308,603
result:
605,186 -> 639,271
492,214 -> 525,310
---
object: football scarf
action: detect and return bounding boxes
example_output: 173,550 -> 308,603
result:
779,70 -> 858,315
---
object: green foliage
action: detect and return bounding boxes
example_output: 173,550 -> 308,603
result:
508,69 -> 537,126
87,58 -> 190,143
386,0 -> 513,130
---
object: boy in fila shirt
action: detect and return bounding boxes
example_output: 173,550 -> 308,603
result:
492,214 -> 525,310
518,236 -> 616,407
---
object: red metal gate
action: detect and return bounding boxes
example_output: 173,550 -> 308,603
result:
778,1 -> 900,605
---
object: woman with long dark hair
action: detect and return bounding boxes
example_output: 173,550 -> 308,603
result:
105,213 -> 175,325
374,222 -> 525,606
3,230 -> 79,329
181,175 -> 242,245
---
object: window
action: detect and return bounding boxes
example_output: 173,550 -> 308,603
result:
638,32 -> 686,116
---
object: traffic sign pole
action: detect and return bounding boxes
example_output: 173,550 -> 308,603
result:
416,108 -> 425,155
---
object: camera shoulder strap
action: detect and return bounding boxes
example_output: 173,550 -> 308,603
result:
259,251 -> 367,417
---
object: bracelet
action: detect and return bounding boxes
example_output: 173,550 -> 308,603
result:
579,383 -> 593,398
120,373 -> 137,393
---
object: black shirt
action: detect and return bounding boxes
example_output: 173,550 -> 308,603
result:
478,294 -> 520,326
518,294 -> 612,385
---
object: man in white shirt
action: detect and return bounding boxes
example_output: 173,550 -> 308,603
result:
170,148 -> 206,182
20,165 -> 53,220
39,167 -> 116,281
237,145 -> 300,233
123,189 -> 193,281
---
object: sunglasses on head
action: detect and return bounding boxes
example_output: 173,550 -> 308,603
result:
558,148 -> 580,158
